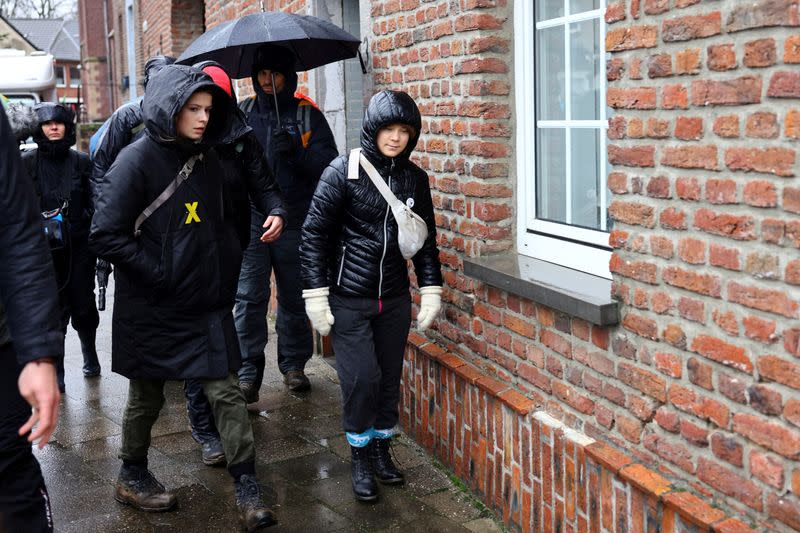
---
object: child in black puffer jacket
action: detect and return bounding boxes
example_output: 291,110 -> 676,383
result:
300,90 -> 443,502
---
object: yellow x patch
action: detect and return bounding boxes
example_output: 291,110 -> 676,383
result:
184,202 -> 201,224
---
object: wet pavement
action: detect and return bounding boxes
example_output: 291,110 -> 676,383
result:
39,281 -> 504,532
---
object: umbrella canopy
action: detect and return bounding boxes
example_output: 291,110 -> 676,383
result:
176,11 -> 360,78
0,93 -> 8,110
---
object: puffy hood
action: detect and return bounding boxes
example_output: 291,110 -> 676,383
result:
360,90 -> 421,169
250,44 -> 298,108
142,64 -> 232,150
33,103 -> 76,157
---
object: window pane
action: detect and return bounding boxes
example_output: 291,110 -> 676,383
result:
570,18 -> 601,120
69,67 -> 81,88
536,1 -> 564,21
536,128 -> 567,224
569,0 -> 599,14
570,128 -> 601,230
55,66 -> 65,86
536,26 -> 565,120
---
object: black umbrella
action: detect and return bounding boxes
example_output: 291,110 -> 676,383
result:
176,11 -> 361,78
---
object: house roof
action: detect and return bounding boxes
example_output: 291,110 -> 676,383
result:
8,18 -> 80,62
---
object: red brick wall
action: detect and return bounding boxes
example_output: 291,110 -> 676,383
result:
172,0 -> 206,55
78,0 -> 112,119
370,0 -> 800,530
139,0 -> 203,61
605,1 -> 800,530
402,335 -> 762,532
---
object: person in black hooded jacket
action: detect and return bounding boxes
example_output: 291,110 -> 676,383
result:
89,64 -> 276,531
0,100 -> 64,533
234,44 -> 338,400
89,55 -> 176,200
21,103 -> 101,388
299,90 -> 443,502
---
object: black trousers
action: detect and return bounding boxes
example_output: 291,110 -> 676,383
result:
184,379 -> 221,444
54,236 -> 99,334
0,345 -> 53,533
329,293 -> 411,434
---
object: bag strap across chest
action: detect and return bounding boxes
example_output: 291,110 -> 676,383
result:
347,148 -> 403,210
134,153 -> 203,236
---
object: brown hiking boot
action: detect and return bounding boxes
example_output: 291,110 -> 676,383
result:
283,370 -> 311,392
114,463 -> 177,512
235,474 -> 276,531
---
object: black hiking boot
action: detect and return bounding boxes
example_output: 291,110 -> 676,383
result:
368,437 -> 404,485
350,445 -> 378,502
77,328 -> 101,377
114,463 -> 176,512
234,474 -> 276,531
201,438 -> 226,466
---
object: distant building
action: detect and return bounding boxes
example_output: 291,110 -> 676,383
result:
9,18 -> 82,112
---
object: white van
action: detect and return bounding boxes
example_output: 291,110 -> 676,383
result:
0,49 -> 57,106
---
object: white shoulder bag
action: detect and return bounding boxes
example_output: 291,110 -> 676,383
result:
348,148 -> 428,260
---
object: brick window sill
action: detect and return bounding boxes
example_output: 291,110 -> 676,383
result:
463,253 -> 619,326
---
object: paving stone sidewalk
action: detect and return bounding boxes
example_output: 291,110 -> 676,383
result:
37,281 -> 504,532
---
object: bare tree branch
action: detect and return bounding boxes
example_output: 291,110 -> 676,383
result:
0,0 -> 32,18
1,0 -> 75,19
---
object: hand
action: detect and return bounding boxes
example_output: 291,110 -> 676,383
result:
260,215 -> 284,243
271,130 -> 294,156
302,287 -> 334,336
17,360 -> 61,449
417,286 -> 442,330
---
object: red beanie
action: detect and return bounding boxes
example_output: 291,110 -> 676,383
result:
202,65 -> 233,98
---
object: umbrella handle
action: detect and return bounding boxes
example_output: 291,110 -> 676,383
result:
271,72 -> 281,126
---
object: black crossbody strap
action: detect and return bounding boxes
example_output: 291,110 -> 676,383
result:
134,153 -> 203,236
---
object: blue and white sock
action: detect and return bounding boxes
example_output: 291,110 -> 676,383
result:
346,428 -> 374,448
373,427 -> 397,440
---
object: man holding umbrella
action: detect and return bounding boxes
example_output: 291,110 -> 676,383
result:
235,44 -> 338,400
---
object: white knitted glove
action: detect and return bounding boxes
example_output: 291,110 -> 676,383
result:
302,287 -> 334,336
417,286 -> 443,330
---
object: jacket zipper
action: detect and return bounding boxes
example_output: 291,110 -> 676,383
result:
337,245 -> 347,286
377,158 -> 395,303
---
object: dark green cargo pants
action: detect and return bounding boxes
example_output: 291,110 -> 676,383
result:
119,373 -> 254,469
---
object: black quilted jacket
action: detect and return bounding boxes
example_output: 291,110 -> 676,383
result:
300,90 -> 442,299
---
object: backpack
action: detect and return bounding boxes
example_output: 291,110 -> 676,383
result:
238,92 -> 315,148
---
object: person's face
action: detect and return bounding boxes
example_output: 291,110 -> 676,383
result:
176,91 -> 213,141
42,120 -> 65,141
376,123 -> 412,158
257,69 -> 286,95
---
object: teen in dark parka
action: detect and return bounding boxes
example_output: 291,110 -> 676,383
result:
89,64 -> 276,530
89,68 -> 242,380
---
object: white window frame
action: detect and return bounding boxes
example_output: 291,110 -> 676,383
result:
514,0 -> 611,279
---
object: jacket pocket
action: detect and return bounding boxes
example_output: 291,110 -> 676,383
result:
337,245 -> 347,286
159,225 -> 217,309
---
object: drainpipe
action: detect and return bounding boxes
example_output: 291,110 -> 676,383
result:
103,0 -> 114,112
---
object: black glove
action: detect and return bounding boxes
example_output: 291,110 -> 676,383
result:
271,129 -> 294,156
